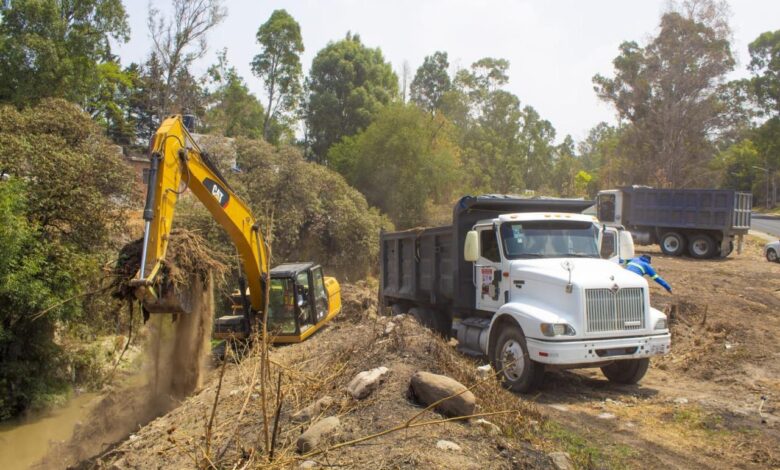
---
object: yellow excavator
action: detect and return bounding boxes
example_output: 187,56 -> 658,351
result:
129,115 -> 340,343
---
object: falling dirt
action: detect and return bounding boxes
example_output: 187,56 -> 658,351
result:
36,272 -> 215,469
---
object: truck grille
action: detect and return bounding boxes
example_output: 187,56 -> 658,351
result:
585,288 -> 645,333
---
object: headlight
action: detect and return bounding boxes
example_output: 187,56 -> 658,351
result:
540,323 -> 576,337
654,318 -> 667,330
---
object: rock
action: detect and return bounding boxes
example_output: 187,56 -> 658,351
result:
296,416 -> 341,453
346,367 -> 389,399
474,418 -> 501,435
409,371 -> 476,418
300,461 -> 318,469
476,364 -> 493,378
383,322 -> 396,335
549,404 -> 569,412
597,412 -> 616,420
436,439 -> 462,451
673,397 -> 689,405
292,396 -> 335,423
549,451 -> 575,470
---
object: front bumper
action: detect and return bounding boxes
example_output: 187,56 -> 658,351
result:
526,333 -> 671,365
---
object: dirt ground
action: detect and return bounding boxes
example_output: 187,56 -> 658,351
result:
67,236 -> 780,469
533,236 -> 780,469
80,284 -> 555,469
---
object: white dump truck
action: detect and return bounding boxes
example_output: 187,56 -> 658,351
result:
379,195 -> 671,392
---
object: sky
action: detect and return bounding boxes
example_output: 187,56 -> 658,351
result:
115,0 -> 780,143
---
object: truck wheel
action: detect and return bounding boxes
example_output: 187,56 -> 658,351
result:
688,234 -> 716,259
767,248 -> 779,262
719,241 -> 734,258
660,232 -> 685,256
600,358 -> 649,384
492,326 -> 545,393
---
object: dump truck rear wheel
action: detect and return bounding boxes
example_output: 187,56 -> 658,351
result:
660,232 -> 685,256
688,234 -> 716,259
601,358 -> 649,384
492,325 -> 545,393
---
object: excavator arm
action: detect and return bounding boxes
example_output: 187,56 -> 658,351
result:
131,115 -> 268,317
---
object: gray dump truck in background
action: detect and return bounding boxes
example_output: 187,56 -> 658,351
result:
596,187 -> 752,259
380,195 -> 671,392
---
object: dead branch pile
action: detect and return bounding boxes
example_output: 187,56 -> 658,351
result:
111,229 -> 229,301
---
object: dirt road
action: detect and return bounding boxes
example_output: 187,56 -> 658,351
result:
532,236 -> 780,469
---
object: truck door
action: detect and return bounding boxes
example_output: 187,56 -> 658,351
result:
475,226 -> 504,312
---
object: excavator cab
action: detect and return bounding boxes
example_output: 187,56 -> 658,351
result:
213,263 -> 341,344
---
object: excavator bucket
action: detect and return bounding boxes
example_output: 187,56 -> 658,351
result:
138,282 -> 194,315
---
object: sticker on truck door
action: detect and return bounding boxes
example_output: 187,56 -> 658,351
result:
480,267 -> 499,300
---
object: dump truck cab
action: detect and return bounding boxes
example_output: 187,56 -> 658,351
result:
214,263 -> 341,343
380,195 -> 671,393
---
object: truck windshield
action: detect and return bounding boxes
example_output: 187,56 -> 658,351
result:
500,221 -> 599,259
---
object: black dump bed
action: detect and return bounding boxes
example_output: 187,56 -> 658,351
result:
379,195 -> 594,316
620,187 -> 752,233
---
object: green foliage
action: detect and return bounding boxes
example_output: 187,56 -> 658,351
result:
328,103 -> 461,228
410,51 -> 451,112
305,33 -> 399,163
0,180 -> 77,419
252,9 -> 304,141
204,50 -> 266,140
448,58 -> 557,194
0,0 -> 130,108
0,99 -> 133,251
0,100 -> 133,419
180,136 -> 392,280
593,4 -> 735,187
748,30 -> 780,116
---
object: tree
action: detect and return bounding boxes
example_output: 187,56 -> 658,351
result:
593,0 -> 735,187
147,0 -> 226,115
577,122 -> 625,191
449,58 -> 557,194
0,0 -> 130,108
0,99 -> 133,419
745,30 -> 780,206
328,104 -> 461,228
251,9 -> 304,141
410,51 -> 451,112
305,33 -> 398,163
203,50 -> 266,140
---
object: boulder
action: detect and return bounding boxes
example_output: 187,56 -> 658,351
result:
409,371 -> 476,418
296,416 -> 341,453
549,451 -> 575,470
291,396 -> 334,423
436,439 -> 462,451
346,367 -> 389,399
474,418 -> 501,435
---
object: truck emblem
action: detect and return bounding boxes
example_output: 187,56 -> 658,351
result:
610,283 -> 620,294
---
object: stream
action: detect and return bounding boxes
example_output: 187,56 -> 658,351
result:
0,392 -> 99,470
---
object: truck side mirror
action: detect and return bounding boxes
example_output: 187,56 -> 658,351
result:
619,230 -> 635,259
464,230 -> 479,262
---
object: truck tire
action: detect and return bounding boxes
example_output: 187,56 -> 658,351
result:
492,325 -> 545,393
600,358 -> 649,384
688,234 -> 716,259
660,232 -> 686,256
767,248 -> 779,262
719,241 -> 734,258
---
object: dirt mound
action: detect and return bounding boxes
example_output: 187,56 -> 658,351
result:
85,297 -> 552,469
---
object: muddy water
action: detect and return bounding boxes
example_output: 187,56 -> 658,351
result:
0,392 -> 99,470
